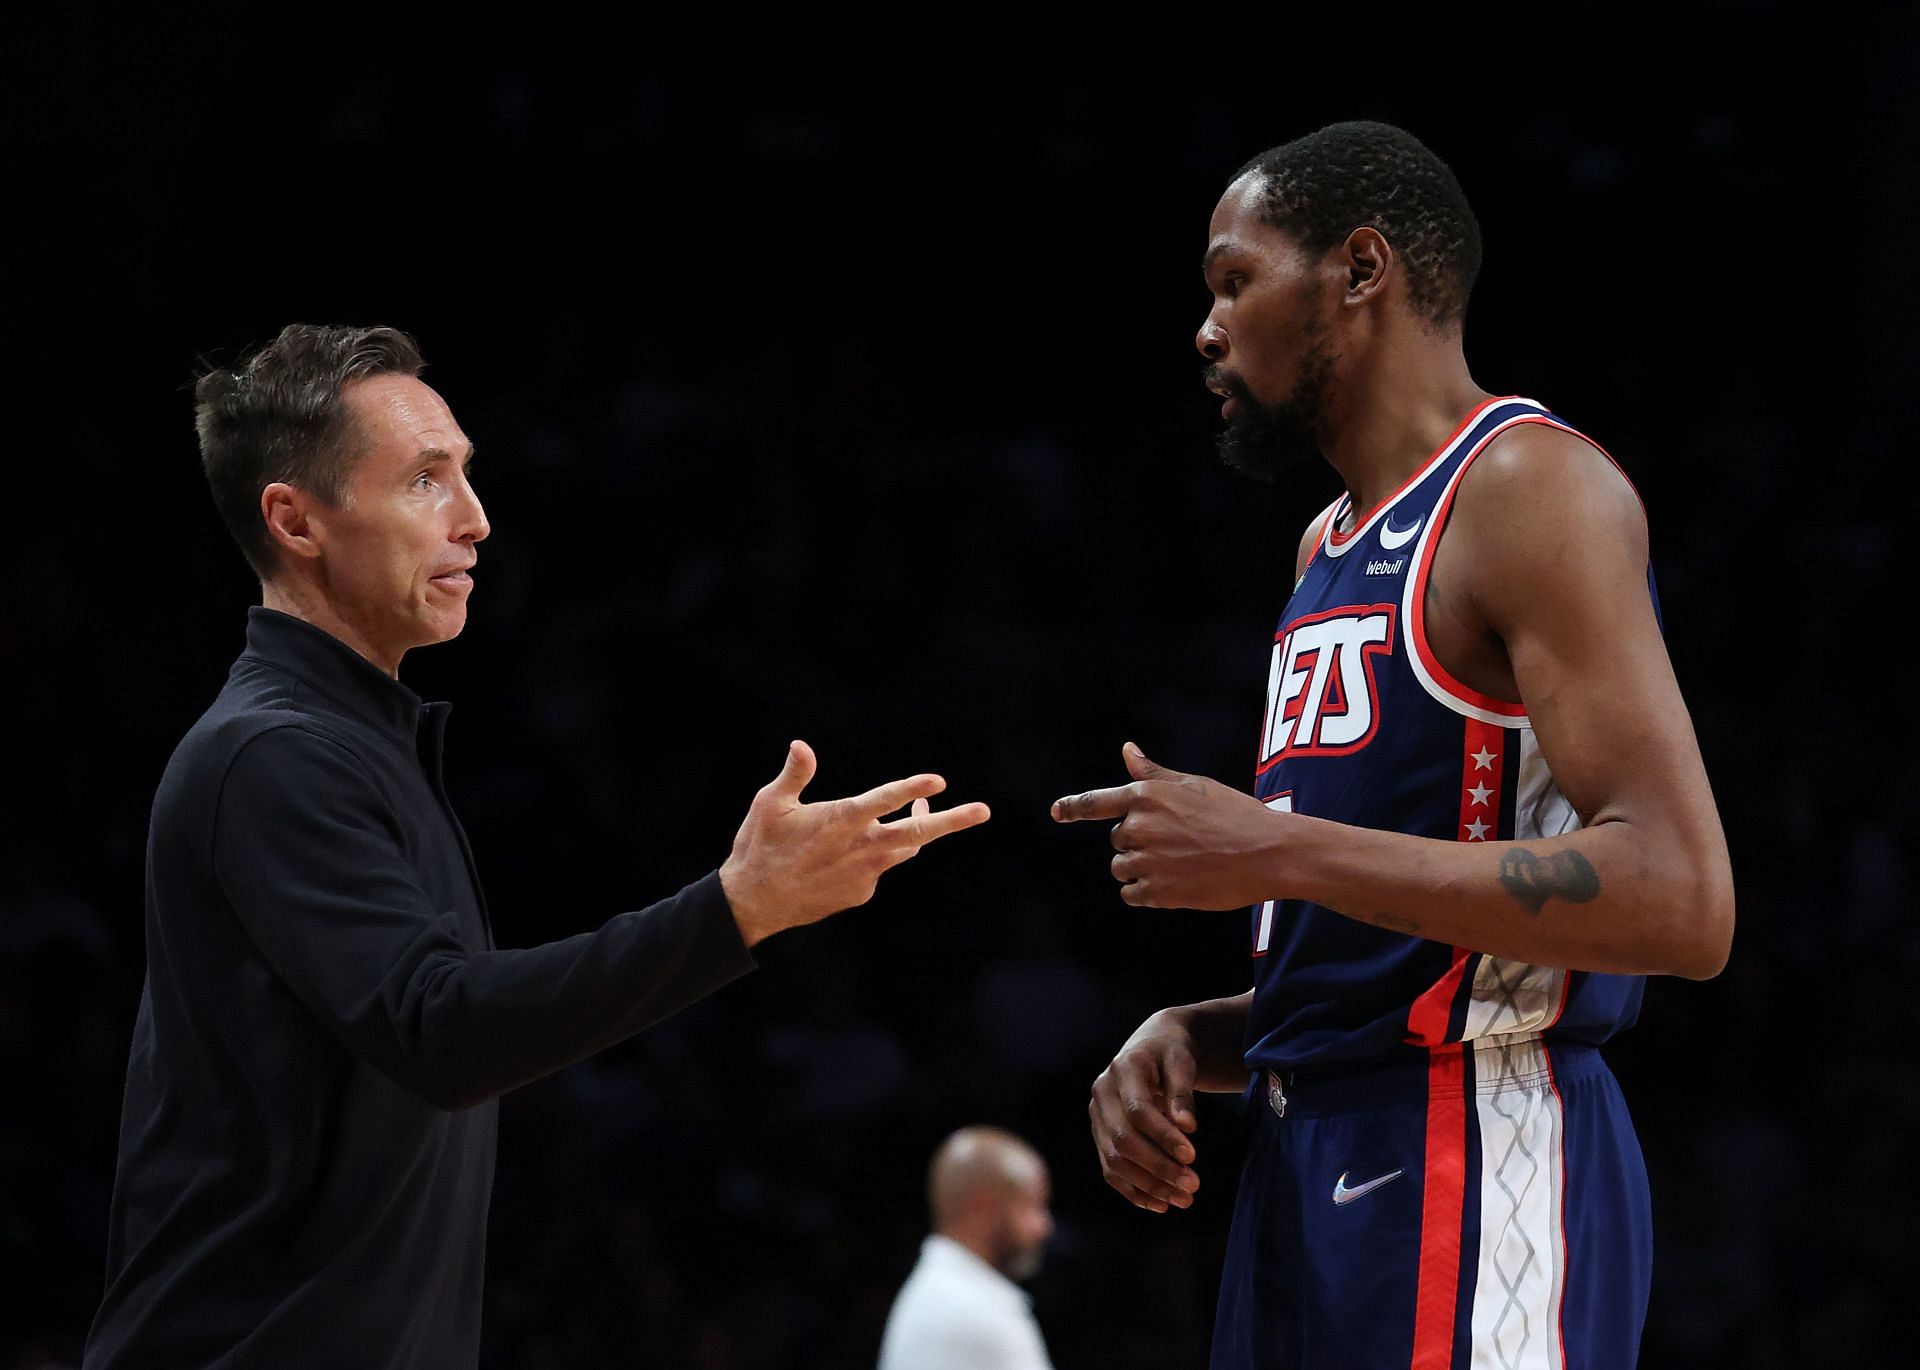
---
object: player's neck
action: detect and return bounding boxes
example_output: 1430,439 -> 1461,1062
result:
1323,336 -> 1489,520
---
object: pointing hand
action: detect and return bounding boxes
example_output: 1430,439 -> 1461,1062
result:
1052,742 -> 1293,910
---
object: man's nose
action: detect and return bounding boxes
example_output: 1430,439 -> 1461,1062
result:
456,479 -> 490,544
1196,318 -> 1227,361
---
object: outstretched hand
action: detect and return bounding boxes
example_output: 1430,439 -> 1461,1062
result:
1051,742 -> 1292,910
720,740 -> 991,945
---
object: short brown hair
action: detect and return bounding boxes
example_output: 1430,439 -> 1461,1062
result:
194,324 -> 425,576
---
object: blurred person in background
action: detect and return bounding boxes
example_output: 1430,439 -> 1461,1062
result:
878,1126 -> 1055,1370
1056,122 -> 1734,1369
83,324 -> 989,1370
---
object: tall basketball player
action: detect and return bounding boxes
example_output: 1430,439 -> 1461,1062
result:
1052,122 -> 1733,1369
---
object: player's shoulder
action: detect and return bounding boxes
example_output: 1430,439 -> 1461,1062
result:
1461,415 -> 1644,531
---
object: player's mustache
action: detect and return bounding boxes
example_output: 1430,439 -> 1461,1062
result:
1203,364 -> 1252,403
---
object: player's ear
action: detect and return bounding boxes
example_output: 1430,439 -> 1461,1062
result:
1342,227 -> 1392,306
261,482 -> 324,562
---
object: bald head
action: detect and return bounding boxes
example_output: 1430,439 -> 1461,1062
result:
927,1127 -> 1053,1281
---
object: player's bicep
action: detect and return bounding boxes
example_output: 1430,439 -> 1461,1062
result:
1461,436 -> 1716,839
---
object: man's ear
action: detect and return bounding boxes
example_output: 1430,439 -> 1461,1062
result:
261,482 -> 323,563
1342,227 -> 1393,305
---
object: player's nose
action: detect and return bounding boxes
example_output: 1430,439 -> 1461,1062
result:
1195,317 -> 1227,361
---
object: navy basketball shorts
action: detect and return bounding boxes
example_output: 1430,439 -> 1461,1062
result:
1210,1036 -> 1650,1370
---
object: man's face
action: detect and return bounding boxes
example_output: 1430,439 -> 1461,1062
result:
1196,173 -> 1342,481
307,374 -> 489,668
991,1162 -> 1054,1283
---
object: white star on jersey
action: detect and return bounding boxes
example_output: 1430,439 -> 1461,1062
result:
1470,747 -> 1497,771
1465,818 -> 1491,840
1467,783 -> 1493,807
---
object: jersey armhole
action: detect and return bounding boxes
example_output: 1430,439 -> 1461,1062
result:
1402,426 -> 1540,725
1298,498 -> 1343,578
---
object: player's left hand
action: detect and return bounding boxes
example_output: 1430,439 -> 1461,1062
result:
1051,743 -> 1289,909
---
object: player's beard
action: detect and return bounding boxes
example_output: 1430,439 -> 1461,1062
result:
1211,323 -> 1336,484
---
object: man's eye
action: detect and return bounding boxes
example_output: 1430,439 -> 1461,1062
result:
413,474 -> 434,490
1223,274 -> 1245,299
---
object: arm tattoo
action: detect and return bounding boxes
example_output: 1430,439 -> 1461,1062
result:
1497,848 -> 1600,915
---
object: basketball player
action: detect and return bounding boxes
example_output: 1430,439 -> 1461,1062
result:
85,325 -> 990,1369
1052,123 -> 1733,1369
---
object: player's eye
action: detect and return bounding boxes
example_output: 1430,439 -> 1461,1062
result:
413,473 -> 434,491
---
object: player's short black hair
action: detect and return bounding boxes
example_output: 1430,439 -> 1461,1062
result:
194,324 -> 425,577
1233,121 -> 1481,328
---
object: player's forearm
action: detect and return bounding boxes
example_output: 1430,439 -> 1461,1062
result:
1157,990 -> 1255,1092
1278,814 -> 1733,979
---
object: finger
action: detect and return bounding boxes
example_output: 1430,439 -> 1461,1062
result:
1093,1088 -> 1199,1178
1109,819 -> 1133,852
911,797 -> 930,819
881,801 -> 992,847
1110,851 -> 1143,883
1159,1055 -> 1200,1137
1051,784 -> 1138,823
1105,1153 -> 1198,1207
1105,1176 -> 1171,1214
1120,880 -> 1153,906
1123,740 -> 1175,782
849,772 -> 946,819
764,739 -> 817,801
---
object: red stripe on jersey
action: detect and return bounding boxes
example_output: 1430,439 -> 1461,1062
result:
1410,1046 -> 1468,1370
1458,720 -> 1506,843
1406,949 -> 1471,1047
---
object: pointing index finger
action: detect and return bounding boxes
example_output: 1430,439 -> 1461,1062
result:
1051,784 -> 1138,824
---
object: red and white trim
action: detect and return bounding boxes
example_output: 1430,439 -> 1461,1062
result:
1399,411 -> 1546,725
1298,497 -> 1343,579
1320,396 -> 1536,561
1401,410 -> 1647,726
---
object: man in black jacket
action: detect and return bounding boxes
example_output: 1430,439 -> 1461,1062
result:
84,325 -> 990,1369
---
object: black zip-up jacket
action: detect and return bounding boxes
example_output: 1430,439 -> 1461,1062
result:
86,608 -> 756,1368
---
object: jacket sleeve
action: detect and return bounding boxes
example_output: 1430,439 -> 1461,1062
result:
210,724 -> 756,1109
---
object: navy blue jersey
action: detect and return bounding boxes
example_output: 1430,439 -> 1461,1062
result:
1247,396 -> 1647,1073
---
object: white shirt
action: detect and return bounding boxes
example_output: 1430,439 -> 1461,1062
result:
877,1234 -> 1054,1370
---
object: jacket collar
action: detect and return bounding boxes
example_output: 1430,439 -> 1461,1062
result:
240,606 -> 432,743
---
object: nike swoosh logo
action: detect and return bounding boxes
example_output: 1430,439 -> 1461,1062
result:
1331,1168 -> 1405,1205
1378,515 -> 1422,550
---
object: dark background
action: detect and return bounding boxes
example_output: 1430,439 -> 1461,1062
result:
4,8 -> 1914,1367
